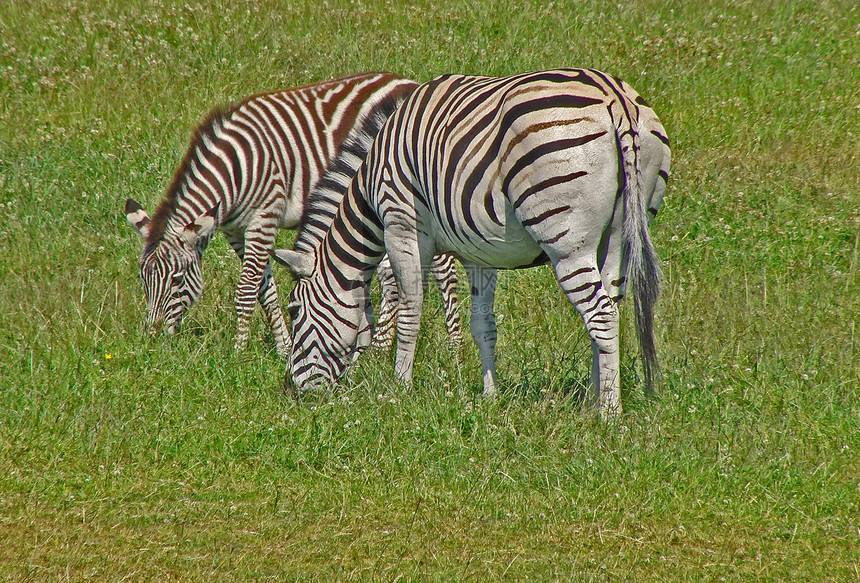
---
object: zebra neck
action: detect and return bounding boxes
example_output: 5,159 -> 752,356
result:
145,228 -> 214,260
294,137 -> 378,255
149,110 -> 261,250
294,193 -> 340,254
317,185 -> 385,291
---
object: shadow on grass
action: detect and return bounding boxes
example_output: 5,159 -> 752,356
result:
498,353 -> 656,413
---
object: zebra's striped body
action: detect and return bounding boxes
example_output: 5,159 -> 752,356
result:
124,73 -> 425,357
286,96 -> 464,359
273,69 -> 670,416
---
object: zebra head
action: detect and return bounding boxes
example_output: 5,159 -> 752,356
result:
271,248 -> 373,394
125,199 -> 219,337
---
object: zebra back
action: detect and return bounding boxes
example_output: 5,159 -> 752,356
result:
146,72 -> 417,247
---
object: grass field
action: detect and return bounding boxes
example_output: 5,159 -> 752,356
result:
1,0 -> 858,580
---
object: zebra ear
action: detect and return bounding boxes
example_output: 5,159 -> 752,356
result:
125,198 -> 152,240
180,204 -> 220,247
271,249 -> 314,279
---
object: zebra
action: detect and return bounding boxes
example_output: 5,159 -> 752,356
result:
124,72 -> 461,358
272,69 -> 670,417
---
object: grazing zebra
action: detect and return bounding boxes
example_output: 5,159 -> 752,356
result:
124,72 -> 460,357
272,69 -> 670,417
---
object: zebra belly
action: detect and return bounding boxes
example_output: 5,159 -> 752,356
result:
432,208 -> 545,269
278,206 -> 302,230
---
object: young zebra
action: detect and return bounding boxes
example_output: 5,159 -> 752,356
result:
124,72 -> 460,358
272,69 -> 670,417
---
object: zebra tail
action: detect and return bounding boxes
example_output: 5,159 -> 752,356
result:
620,118 -> 662,397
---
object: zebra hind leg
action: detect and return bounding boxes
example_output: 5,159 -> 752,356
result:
373,254 -> 399,349
430,253 -> 462,350
552,258 -> 621,418
465,264 -> 499,399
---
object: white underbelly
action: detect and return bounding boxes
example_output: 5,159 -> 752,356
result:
433,212 -> 543,268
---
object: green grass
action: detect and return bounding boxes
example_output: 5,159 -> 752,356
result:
1,0 -> 858,580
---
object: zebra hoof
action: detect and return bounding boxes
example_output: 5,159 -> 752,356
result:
482,387 -> 497,400
598,403 -> 622,420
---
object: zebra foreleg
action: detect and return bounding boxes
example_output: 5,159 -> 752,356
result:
225,233 -> 253,353
257,260 -> 291,358
386,242 -> 429,387
375,253 -> 461,351
227,231 -> 289,358
465,264 -> 498,398
372,255 -> 399,349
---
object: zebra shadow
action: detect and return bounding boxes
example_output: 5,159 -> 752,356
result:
502,362 -> 590,407
498,354 -> 646,411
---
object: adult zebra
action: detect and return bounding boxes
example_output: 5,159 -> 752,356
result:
124,72 -> 461,358
272,69 -> 670,417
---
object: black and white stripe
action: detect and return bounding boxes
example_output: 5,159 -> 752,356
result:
284,98 -> 464,359
372,253 -> 461,350
272,69 -> 670,416
124,72 -> 419,357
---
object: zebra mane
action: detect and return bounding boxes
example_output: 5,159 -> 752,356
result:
145,105 -> 230,251
294,94 -> 405,254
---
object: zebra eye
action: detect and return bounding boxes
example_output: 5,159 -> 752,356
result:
172,272 -> 185,286
286,303 -> 300,320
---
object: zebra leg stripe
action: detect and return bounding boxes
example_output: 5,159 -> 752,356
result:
258,261 -> 291,358
372,255 -> 399,348
430,254 -> 462,349
385,234 -> 431,387
224,233 -> 253,352
233,227 -> 289,356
